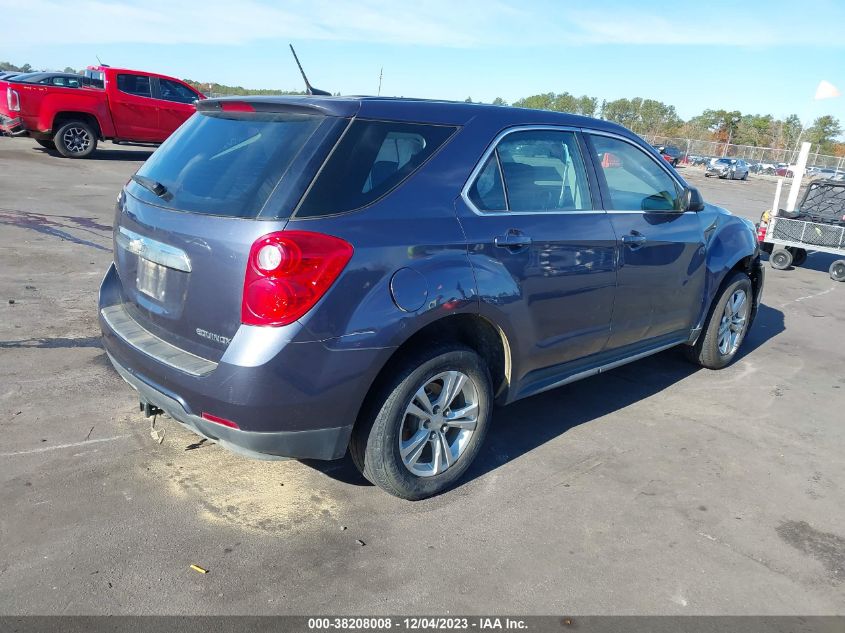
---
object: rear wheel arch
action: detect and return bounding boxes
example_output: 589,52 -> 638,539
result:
354,313 -> 511,434
52,111 -> 102,138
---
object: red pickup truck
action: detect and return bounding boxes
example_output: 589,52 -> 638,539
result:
1,65 -> 205,158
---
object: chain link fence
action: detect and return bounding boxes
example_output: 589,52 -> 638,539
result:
643,134 -> 845,172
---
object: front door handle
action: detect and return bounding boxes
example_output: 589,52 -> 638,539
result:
494,231 -> 533,251
622,232 -> 647,249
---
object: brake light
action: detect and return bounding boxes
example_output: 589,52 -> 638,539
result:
221,101 -> 255,112
7,88 -> 20,112
202,412 -> 240,429
241,231 -> 353,327
756,224 -> 768,243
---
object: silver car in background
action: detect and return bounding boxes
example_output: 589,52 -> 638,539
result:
706,157 -> 750,180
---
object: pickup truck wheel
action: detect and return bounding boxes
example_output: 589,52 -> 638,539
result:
770,248 -> 793,270
35,139 -> 55,150
685,272 -> 753,370
350,346 -> 492,500
54,121 -> 98,158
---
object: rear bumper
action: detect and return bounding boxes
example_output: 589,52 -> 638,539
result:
108,352 -> 352,460
99,264 -> 392,461
0,112 -> 26,136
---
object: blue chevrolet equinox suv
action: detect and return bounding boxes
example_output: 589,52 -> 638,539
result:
99,96 -> 764,499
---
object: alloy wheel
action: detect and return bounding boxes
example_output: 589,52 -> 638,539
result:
399,371 -> 479,477
62,127 -> 91,154
717,289 -> 749,356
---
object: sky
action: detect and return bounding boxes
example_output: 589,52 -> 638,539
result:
2,0 -> 844,127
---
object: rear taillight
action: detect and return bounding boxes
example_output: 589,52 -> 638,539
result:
241,231 -> 353,327
7,87 -> 20,112
756,223 -> 768,242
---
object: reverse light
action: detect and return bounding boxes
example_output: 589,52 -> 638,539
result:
241,231 -> 353,327
7,87 -> 20,112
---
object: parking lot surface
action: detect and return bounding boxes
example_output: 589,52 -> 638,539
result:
1,138 -> 843,614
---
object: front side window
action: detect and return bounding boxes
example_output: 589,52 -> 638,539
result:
590,134 -> 682,211
117,74 -> 152,98
296,120 -> 456,218
159,78 -> 198,104
467,129 -> 592,213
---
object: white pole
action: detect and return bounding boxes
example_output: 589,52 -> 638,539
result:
772,178 -> 784,213
785,141 -> 812,212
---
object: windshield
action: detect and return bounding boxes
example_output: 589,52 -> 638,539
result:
130,110 -> 332,218
717,158 -> 732,164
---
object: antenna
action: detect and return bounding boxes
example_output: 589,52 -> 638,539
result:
378,67 -> 383,96
289,44 -> 331,96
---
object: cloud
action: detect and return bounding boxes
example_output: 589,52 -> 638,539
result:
0,0 -> 523,47
2,0 -> 844,49
565,4 -> 845,47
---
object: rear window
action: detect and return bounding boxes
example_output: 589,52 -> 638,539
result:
295,120 -> 456,218
130,111 -> 326,217
83,69 -> 104,89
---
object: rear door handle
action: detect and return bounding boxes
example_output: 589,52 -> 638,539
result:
494,232 -> 533,251
622,232 -> 647,249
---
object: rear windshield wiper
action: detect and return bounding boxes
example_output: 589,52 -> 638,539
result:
131,174 -> 170,199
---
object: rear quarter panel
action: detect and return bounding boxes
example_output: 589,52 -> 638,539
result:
15,84 -> 114,136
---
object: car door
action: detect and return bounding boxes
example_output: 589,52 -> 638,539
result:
585,132 -> 706,351
110,73 -> 160,141
154,77 -> 201,140
456,127 -> 618,381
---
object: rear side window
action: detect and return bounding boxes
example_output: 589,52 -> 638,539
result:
118,74 -> 152,98
467,129 -> 592,213
296,120 -> 456,218
130,111 -> 325,217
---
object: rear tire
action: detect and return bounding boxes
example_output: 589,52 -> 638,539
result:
350,346 -> 492,500
54,120 -> 98,158
830,259 -> 845,282
787,247 -> 807,267
742,171 -> 748,181
35,139 -> 55,150
684,272 -> 753,369
770,248 -> 793,270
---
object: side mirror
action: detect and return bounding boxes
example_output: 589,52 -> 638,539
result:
683,187 -> 705,212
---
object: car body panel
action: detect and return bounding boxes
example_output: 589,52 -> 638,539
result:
99,96 -> 763,462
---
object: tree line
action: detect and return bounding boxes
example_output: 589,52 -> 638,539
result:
4,61 -> 841,155
475,92 -> 843,156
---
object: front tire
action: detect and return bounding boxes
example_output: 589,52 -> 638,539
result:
685,272 -> 753,369
350,346 -> 492,500
54,120 -> 98,158
830,259 -> 845,282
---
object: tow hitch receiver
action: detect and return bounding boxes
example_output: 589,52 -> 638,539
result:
140,401 -> 164,418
